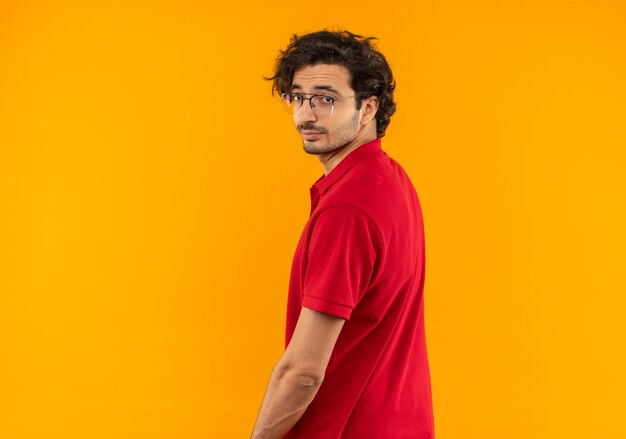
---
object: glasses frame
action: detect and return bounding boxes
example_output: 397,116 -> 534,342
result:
280,92 -> 358,117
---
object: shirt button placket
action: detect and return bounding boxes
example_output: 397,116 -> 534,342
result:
309,186 -> 320,216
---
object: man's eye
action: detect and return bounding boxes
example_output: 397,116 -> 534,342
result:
292,94 -> 303,102
321,96 -> 334,104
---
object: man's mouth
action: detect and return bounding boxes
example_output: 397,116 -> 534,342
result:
300,130 -> 324,140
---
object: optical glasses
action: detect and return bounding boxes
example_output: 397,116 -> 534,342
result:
280,92 -> 357,117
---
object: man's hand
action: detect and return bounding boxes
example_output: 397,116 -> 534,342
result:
251,307 -> 345,439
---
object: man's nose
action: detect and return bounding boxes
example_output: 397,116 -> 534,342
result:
295,100 -> 317,124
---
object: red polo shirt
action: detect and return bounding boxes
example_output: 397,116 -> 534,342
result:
284,138 -> 434,438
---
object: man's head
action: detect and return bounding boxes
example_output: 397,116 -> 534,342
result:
267,30 -> 396,155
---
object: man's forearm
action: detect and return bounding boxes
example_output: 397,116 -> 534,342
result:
251,362 -> 323,439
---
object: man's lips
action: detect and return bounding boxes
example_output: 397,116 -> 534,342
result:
300,130 -> 325,140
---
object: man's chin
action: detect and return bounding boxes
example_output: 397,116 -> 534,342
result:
302,140 -> 327,155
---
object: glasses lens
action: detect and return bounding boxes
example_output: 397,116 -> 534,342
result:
311,95 -> 334,117
280,93 -> 335,116
281,93 -> 296,114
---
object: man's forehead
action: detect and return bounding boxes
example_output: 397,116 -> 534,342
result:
291,64 -> 351,92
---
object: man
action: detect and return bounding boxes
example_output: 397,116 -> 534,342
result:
251,30 -> 434,439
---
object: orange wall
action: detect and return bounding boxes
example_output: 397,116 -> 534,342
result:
1,1 -> 625,437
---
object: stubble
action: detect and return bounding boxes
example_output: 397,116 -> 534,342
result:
302,111 -> 360,156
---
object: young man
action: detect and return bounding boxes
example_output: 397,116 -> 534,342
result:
251,30 -> 435,439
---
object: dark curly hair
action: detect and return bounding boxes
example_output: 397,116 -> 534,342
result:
266,30 -> 396,138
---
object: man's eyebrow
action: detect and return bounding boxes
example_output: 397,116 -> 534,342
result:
313,85 -> 340,94
290,84 -> 340,94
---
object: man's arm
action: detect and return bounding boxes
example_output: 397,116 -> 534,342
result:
251,307 -> 345,439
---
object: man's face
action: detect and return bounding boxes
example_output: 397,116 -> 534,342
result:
290,64 -> 362,155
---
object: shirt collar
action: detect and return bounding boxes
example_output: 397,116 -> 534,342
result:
311,138 -> 383,195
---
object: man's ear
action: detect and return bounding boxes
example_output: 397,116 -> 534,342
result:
360,96 -> 379,126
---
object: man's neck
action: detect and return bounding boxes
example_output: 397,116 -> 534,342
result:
318,130 -> 377,176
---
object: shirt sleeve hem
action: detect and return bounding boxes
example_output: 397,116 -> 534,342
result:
302,295 -> 353,320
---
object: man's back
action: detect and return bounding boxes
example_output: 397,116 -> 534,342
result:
284,138 -> 434,438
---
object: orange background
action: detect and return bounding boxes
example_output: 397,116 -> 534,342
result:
1,1 -> 625,437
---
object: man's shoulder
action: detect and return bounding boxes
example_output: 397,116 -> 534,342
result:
347,153 -> 414,203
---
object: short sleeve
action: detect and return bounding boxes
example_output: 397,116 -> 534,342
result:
302,204 -> 382,320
